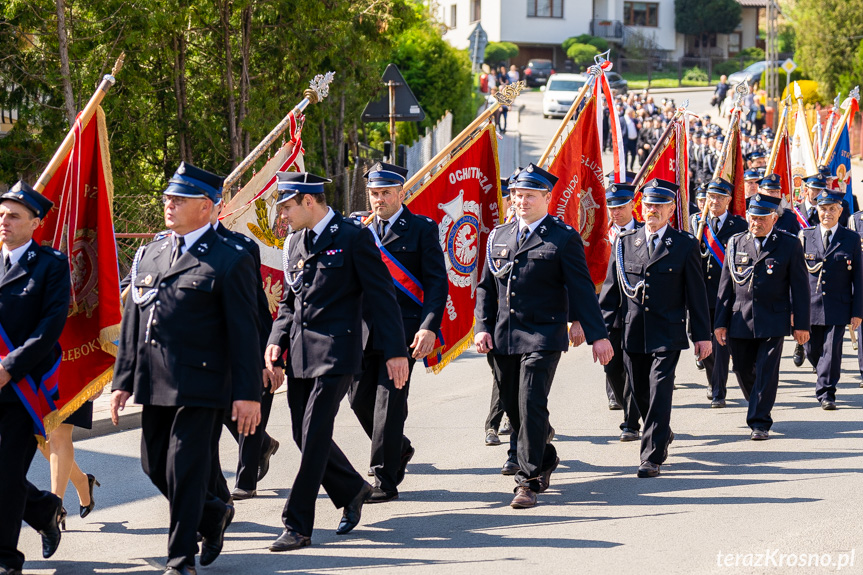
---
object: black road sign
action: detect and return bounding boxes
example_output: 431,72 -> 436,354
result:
361,64 -> 425,122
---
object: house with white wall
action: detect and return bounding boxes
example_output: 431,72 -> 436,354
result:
438,0 -> 764,68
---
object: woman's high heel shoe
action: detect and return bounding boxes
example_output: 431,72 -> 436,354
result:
79,474 -> 100,519
58,506 -> 67,531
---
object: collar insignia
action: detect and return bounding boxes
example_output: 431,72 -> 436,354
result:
330,224 -> 338,234
27,251 -> 36,261
664,237 -> 673,246
634,238 -> 643,247
539,225 -> 547,234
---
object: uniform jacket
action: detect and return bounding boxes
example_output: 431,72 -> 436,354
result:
847,210 -> 863,235
268,211 -> 405,379
112,226 -> 262,408
800,225 -> 863,326
599,225 -> 711,354
714,229 -> 810,338
690,212 -> 748,312
603,220 -> 643,331
0,243 -> 70,403
475,214 -> 608,355
362,205 -> 448,349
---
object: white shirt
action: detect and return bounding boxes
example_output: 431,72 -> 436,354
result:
613,218 -> 636,235
644,224 -> 668,250
706,210 -> 728,232
375,206 -> 404,236
173,223 -> 210,254
1,239 -> 33,266
310,207 -> 336,243
623,115 -> 638,139
819,222 -> 839,245
517,216 -> 544,241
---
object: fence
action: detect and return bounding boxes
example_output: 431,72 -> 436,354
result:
617,55 -> 793,88
402,112 -> 453,181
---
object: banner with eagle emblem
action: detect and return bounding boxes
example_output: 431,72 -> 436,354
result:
405,123 -> 501,373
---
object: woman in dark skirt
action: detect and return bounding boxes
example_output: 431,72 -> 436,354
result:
38,400 -> 100,528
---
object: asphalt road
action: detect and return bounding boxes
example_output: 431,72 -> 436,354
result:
19,87 -> 863,575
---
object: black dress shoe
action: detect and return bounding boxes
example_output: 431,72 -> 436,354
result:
619,428 -> 639,442
269,529 -> 311,552
0,567 -> 23,575
257,438 -> 280,482
231,487 -> 256,500
336,483 -> 372,535
750,429 -> 770,440
821,399 -> 837,410
80,474 -> 100,518
499,416 -> 513,435
40,497 -> 63,558
365,487 -> 398,503
200,505 -> 234,566
396,446 -> 415,485
164,567 -> 196,575
637,461 -> 660,478
367,467 -> 375,477
485,429 -> 501,446
711,398 -> 726,408
608,399 -> 623,410
792,343 -> 805,367
500,460 -> 520,475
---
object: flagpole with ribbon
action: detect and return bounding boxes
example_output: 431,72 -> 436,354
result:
694,83 -> 749,241
537,65 -> 602,167
33,54 -> 125,193
819,86 -> 860,169
817,93 -> 843,166
632,101 -> 690,188
221,72 -> 335,203
765,94 -> 792,176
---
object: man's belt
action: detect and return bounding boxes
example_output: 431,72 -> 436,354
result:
703,223 -> 726,267
0,321 -> 60,437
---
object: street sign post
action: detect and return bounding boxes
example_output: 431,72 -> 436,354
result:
361,64 -> 425,160
467,23 -> 488,74
781,58 -> 797,94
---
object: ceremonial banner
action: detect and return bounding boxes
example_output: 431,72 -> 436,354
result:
790,99 -> 818,200
633,118 -> 691,229
546,96 -> 610,288
219,115 -> 305,317
406,123 -> 501,373
32,106 -> 122,434
772,129 -> 794,203
825,122 -> 853,207
715,120 -> 746,217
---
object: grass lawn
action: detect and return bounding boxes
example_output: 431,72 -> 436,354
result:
624,71 -> 711,90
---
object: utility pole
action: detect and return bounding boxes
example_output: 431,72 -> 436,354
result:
765,0 -> 780,130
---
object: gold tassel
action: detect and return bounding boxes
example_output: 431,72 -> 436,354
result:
43,366 -> 114,435
427,328 -> 475,374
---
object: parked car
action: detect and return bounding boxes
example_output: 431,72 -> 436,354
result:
541,73 -> 588,118
605,71 -> 628,95
727,60 -> 782,86
524,59 -> 554,87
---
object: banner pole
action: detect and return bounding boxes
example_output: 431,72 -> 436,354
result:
819,87 -> 860,168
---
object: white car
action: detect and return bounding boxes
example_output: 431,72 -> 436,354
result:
541,73 -> 589,118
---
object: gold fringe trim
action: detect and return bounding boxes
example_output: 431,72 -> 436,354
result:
99,323 -> 121,356
43,366 -> 114,435
96,106 -> 116,215
427,327 -> 475,374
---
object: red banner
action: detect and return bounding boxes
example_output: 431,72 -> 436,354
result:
546,96 -> 610,289
33,107 -> 122,433
772,129 -> 793,203
633,120 -> 690,229
219,114 -> 305,318
406,123 -> 501,373
718,120 -> 747,217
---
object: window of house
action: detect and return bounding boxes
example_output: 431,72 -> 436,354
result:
623,2 -> 658,27
450,4 -> 457,28
527,0 -> 563,18
471,0 -> 481,22
728,32 -> 741,55
695,33 -> 718,48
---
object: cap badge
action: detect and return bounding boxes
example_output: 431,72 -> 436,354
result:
755,194 -> 762,201
526,165 -> 534,172
177,164 -> 186,174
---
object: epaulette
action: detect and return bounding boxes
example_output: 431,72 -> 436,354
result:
153,230 -> 170,241
619,228 -> 638,237
776,229 -> 797,239
682,231 -> 695,239
424,216 -> 436,225
343,217 -> 362,227
40,246 -> 67,260
553,217 -> 573,231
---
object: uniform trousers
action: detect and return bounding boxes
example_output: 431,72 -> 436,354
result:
484,361 -> 506,432
805,324 -> 846,402
283,373 -> 366,537
224,388 -> 275,490
702,314 -> 735,400
623,350 -> 680,465
0,401 -> 61,571
489,351 -> 560,493
348,353 -> 415,494
729,336 -> 784,431
604,328 -> 641,431
141,405 -> 226,569
857,324 -> 863,377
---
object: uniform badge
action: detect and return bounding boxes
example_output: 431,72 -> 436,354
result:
737,266 -> 743,273
27,251 -> 36,261
199,243 -> 207,251
539,225 -> 547,234
329,224 -> 338,234
297,258 -> 304,269
766,263 -> 774,275
805,253 -> 815,260
635,238 -> 643,247
848,258 -> 853,271
740,254 -> 749,263
177,164 -> 186,174
664,237 -> 673,246
501,248 -> 508,257
143,274 -> 153,286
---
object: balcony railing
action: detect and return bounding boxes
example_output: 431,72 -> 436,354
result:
590,19 -> 624,40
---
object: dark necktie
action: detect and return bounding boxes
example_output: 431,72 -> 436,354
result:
378,220 -> 388,239
306,229 -> 316,251
808,206 -> 817,223
518,226 -> 529,247
170,236 -> 185,267
755,237 -> 763,256
647,233 -> 658,258
711,217 -> 720,235
824,229 -> 832,250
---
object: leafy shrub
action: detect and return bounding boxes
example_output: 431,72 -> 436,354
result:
566,43 -> 599,68
683,66 -> 708,82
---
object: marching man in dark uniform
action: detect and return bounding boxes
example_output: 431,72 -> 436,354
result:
755,174 -> 800,236
603,182 -> 643,440
691,178 -> 748,407
0,183 -> 68,575
799,189 -> 863,409
714,193 -> 810,440
599,178 -> 712,478
846,205 -> 863,383
348,162 -> 447,503
475,163 -> 613,508
264,172 -> 408,551
111,163 -> 263,575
